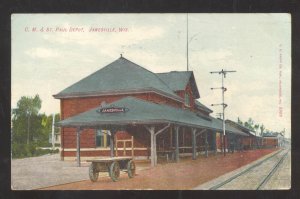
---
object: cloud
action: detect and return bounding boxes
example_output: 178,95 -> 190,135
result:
25,47 -> 59,59
40,25 -> 165,62
112,26 -> 165,45
12,14 -> 291,137
42,31 -> 93,45
189,49 -> 234,67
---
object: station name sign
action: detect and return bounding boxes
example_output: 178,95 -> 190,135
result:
97,107 -> 129,114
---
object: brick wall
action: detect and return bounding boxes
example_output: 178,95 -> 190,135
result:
263,137 -> 278,147
63,150 -> 149,157
216,132 -> 222,150
60,92 -> 182,152
61,92 -> 182,120
175,83 -> 196,111
63,128 -> 96,148
185,83 -> 195,110
59,86 -> 203,158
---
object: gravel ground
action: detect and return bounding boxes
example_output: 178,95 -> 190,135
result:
11,154 -> 89,190
261,150 -> 291,190
40,149 -> 278,190
194,149 -> 289,190
11,153 -> 151,190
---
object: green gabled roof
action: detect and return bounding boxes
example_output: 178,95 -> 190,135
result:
57,96 -> 248,137
195,100 -> 213,113
54,57 -> 181,101
156,71 -> 200,98
225,120 -> 252,132
57,96 -> 211,129
156,71 -> 192,91
226,120 -> 261,137
211,117 -> 249,136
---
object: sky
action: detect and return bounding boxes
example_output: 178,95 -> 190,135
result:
11,14 -> 291,138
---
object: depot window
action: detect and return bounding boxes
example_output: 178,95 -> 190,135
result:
185,93 -> 190,106
95,129 -> 111,147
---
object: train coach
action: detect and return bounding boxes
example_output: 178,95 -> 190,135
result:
262,137 -> 278,148
262,132 -> 284,148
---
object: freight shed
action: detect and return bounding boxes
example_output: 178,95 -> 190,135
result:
226,120 -> 263,150
262,132 -> 284,148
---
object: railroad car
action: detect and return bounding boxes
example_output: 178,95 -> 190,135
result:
262,137 -> 279,148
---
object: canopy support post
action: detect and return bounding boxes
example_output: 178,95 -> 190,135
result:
76,127 -> 82,167
153,124 -> 170,166
192,128 -> 197,160
110,130 -> 115,158
214,132 -> 217,155
205,131 -> 208,157
174,126 -> 179,163
145,126 -> 155,167
145,124 -> 170,167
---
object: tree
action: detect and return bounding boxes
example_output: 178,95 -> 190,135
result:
237,117 -> 243,125
12,95 -> 42,144
254,124 -> 260,134
12,95 -> 61,158
244,118 -> 255,131
260,124 -> 265,136
280,128 -> 285,138
40,113 -> 60,146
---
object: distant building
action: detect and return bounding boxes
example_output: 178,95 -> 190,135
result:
263,132 -> 284,148
225,119 -> 263,149
49,133 -> 61,145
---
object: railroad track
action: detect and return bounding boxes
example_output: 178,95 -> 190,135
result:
209,148 -> 290,190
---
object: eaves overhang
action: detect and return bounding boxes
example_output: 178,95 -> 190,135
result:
53,88 -> 184,103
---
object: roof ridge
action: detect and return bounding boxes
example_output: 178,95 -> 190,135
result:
226,119 -> 253,132
156,71 -> 193,94
121,57 -> 180,98
156,71 -> 193,74
55,56 -> 182,101
54,58 -> 121,96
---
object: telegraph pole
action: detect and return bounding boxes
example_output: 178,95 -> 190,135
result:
216,113 -> 223,119
186,13 -> 202,72
186,13 -> 189,71
51,113 -> 55,150
210,69 -> 236,156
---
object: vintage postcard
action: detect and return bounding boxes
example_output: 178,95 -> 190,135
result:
11,13 -> 291,190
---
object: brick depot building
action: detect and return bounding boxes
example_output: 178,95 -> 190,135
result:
54,56 -> 248,166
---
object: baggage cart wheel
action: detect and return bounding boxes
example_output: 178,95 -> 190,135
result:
127,160 -> 136,178
109,161 -> 120,182
89,163 -> 99,182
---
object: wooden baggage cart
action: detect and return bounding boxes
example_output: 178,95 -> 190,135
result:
87,157 -> 135,182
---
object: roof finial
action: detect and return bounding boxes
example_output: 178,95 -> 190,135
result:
120,53 -> 123,58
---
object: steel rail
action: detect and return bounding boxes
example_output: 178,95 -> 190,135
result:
209,148 -> 287,190
256,149 -> 289,190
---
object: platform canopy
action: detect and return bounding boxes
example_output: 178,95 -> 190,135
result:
194,100 -> 213,113
57,96 -> 248,167
225,119 -> 257,137
57,96 -> 246,136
